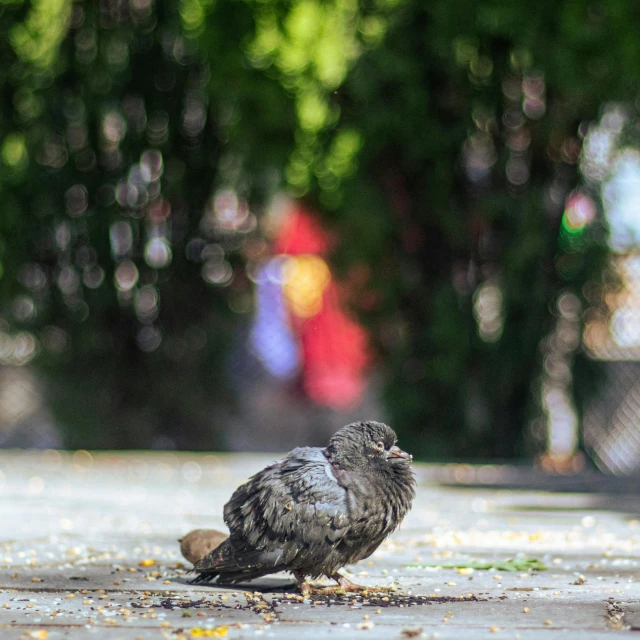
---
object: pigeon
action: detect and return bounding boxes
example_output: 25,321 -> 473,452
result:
192,420 -> 415,591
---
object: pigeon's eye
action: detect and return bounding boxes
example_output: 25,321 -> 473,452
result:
374,441 -> 385,452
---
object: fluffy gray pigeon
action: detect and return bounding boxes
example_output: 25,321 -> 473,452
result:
192,420 -> 415,590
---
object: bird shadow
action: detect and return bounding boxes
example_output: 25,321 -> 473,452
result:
171,575 -> 298,593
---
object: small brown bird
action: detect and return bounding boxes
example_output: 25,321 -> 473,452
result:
192,421 -> 415,591
179,529 -> 228,564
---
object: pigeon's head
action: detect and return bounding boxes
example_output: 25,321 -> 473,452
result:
327,421 -> 413,472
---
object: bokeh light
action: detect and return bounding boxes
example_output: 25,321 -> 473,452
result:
603,150 -> 640,252
473,282 -> 504,342
561,192 -> 596,234
249,260 -> 301,380
114,260 -> 139,292
282,255 -> 331,318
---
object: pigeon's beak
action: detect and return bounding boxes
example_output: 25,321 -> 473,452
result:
387,445 -> 412,462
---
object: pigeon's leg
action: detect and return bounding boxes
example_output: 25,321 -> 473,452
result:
330,572 -> 367,592
293,570 -> 376,595
294,570 -> 313,594
294,572 -> 367,594
328,572 -> 391,593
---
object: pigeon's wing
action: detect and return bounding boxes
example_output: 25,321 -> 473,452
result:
195,447 -> 349,578
231,447 -> 349,547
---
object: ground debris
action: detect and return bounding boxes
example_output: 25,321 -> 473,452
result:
274,591 -> 481,607
160,597 -> 208,609
606,600 -> 629,630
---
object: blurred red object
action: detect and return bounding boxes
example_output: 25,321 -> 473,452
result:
275,203 -> 370,409
273,203 -> 332,255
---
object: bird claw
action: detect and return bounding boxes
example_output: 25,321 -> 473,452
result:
294,571 -> 384,595
295,572 -> 353,595
332,572 -> 375,592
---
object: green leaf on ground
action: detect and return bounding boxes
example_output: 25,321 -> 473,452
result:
406,557 -> 548,572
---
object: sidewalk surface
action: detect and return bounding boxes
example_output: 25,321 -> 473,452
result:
1,450 -> 639,639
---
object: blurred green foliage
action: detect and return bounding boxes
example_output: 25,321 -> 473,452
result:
242,0 -> 638,458
1,0 -> 638,454
0,0 -> 291,448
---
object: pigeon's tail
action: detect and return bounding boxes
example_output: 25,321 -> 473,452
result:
191,567 -> 269,585
190,538 -> 272,585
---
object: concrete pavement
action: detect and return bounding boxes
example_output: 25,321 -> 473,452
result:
1,450 -> 639,638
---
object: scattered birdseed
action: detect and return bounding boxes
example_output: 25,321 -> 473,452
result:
356,621 -> 375,630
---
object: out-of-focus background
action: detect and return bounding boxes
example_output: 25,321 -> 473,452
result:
2,0 -> 640,472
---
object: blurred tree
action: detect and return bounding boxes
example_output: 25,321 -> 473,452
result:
238,0 -> 640,458
2,0 -> 639,456
0,0 -> 296,448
